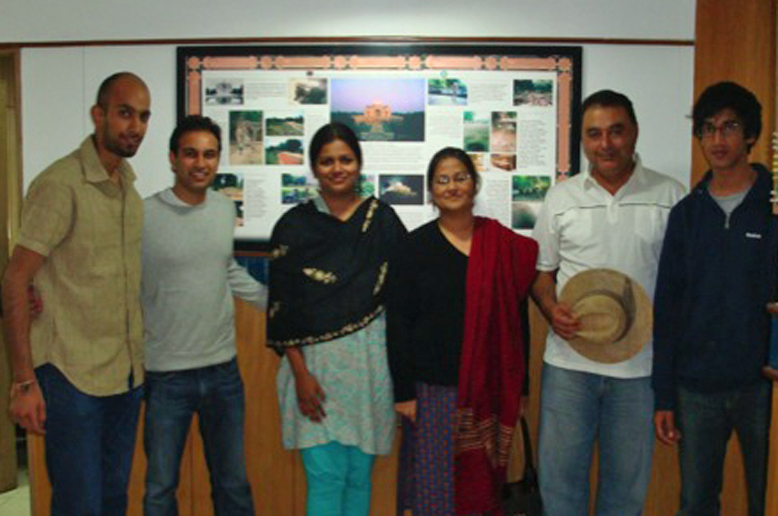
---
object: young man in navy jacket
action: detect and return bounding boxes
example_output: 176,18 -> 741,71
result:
652,82 -> 776,516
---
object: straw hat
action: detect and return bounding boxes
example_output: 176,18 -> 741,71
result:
559,268 -> 652,364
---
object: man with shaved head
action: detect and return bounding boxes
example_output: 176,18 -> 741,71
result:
3,71 -> 151,516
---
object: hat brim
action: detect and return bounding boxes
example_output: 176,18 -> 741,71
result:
560,268 -> 652,364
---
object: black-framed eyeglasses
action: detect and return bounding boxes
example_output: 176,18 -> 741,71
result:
698,120 -> 743,139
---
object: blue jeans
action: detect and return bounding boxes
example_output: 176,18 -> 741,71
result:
538,364 -> 654,516
300,442 -> 376,516
36,363 -> 142,516
143,358 -> 254,516
676,382 -> 770,516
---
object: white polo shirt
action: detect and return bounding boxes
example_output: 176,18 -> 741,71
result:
532,155 -> 685,378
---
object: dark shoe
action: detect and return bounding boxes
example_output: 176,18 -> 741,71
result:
762,366 -> 778,381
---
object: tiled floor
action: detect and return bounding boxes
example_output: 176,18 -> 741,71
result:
0,468 -> 31,516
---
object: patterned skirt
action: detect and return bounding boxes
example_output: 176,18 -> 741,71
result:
397,382 -> 459,516
398,383 -> 493,516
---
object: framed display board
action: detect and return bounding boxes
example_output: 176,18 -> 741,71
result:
177,44 -> 582,249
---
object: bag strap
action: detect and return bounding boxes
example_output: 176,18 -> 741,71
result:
519,416 -> 537,479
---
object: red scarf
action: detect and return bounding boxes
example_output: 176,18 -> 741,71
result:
455,217 -> 538,515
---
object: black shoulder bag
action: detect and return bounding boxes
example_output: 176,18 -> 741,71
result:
502,416 -> 543,516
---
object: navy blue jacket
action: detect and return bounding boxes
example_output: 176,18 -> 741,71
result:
652,164 -> 777,411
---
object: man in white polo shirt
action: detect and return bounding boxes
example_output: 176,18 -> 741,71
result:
531,90 -> 685,516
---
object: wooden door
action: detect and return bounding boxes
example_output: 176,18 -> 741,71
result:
0,50 -> 22,495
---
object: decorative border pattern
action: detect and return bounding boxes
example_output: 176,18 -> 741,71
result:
178,44 -> 582,177
268,304 -> 385,349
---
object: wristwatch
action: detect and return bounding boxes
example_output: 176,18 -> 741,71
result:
9,379 -> 36,398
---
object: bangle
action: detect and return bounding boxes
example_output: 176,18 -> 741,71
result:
10,379 -> 37,398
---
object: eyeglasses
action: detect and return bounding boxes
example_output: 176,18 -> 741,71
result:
698,120 -> 743,139
434,173 -> 471,186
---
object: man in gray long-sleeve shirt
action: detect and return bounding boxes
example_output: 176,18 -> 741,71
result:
141,115 -> 266,516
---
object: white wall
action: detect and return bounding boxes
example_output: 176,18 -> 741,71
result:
21,43 -> 695,197
582,45 -> 695,184
15,0 -> 696,193
3,0 -> 694,43
21,46 -> 177,197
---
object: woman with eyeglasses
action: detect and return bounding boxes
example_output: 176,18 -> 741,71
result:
387,147 -> 539,515
268,122 -> 406,516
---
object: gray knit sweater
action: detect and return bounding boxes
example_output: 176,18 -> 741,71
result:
141,188 -> 267,372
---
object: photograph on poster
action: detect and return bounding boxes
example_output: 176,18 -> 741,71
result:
234,201 -> 245,227
330,78 -> 426,142
469,152 -> 486,172
511,175 -> 551,229
181,45 -> 582,245
266,115 -> 304,136
205,78 -> 244,105
359,174 -> 376,197
491,111 -> 517,153
379,174 -> 425,206
229,111 -> 263,165
281,173 -> 318,204
514,79 -> 554,107
213,172 -> 244,199
280,173 -> 376,205
213,173 -> 245,226
265,138 -> 304,165
491,153 -> 517,171
289,78 -> 328,105
464,111 -> 490,152
428,78 -> 468,106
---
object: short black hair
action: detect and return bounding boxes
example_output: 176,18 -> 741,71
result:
692,81 -> 762,147
426,147 -> 480,192
581,89 -> 638,127
309,122 -> 362,170
95,72 -> 146,110
169,115 -> 222,153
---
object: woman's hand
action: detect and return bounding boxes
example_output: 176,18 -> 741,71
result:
295,371 -> 327,422
286,347 -> 326,422
394,400 -> 417,424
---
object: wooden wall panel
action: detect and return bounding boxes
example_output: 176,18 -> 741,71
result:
767,385 -> 778,515
691,0 -> 776,186
235,302 -> 295,516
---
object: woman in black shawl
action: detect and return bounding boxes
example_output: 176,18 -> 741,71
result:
268,122 -> 406,516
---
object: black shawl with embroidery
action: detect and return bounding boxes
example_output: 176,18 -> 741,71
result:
267,197 -> 406,353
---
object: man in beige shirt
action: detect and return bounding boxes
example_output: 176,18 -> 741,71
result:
2,72 -> 151,516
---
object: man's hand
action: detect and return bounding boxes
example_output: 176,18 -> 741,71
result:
294,371 -> 326,422
394,400 -> 417,424
550,302 -> 582,340
654,410 -> 681,445
3,245 -> 46,434
9,382 -> 46,435
532,271 -> 582,340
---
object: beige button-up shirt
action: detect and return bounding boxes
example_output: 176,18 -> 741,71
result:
18,136 -> 144,396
